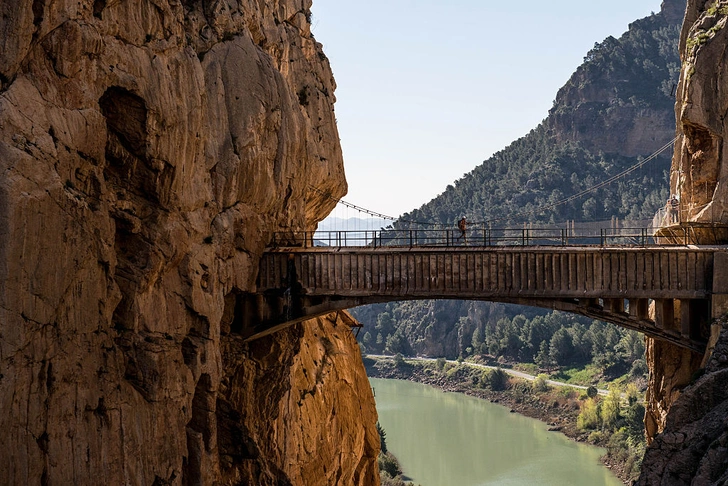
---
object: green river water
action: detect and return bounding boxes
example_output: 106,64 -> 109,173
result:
371,378 -> 622,486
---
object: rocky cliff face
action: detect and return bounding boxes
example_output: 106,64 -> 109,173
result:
548,0 -> 684,158
638,319 -> 728,485
639,0 -> 728,481
0,1 -> 379,484
672,0 -> 728,225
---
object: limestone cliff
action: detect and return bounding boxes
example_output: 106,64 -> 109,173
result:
0,1 -> 379,484
548,0 -> 685,158
638,319 -> 728,485
639,0 -> 728,482
645,0 -> 728,439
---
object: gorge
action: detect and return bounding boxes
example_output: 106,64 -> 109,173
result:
2,0 -> 728,485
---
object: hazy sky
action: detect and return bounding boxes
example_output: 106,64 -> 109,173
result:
310,0 -> 668,219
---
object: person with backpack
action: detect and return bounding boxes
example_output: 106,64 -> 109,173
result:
457,216 -> 467,243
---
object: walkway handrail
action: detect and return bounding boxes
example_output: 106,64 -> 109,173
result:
268,226 -> 696,249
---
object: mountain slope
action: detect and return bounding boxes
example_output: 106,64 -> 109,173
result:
354,0 -> 686,360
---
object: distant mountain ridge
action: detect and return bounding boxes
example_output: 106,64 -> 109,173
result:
354,0 -> 687,360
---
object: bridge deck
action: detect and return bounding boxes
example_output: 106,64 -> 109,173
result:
260,245 -> 716,299
250,245 -> 728,352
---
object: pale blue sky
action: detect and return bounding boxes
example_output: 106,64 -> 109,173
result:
311,1 -> 668,218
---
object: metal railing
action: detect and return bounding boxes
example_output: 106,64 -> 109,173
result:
268,226 -> 703,249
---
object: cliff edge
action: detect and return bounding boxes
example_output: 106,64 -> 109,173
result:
639,0 -> 728,483
0,1 -> 378,484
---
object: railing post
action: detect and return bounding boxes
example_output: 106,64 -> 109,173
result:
600,228 -> 604,247
409,230 -> 413,248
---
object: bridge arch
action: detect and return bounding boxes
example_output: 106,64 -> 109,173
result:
241,245 -> 728,353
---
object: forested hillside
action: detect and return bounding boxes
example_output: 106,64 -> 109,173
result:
353,0 -> 686,370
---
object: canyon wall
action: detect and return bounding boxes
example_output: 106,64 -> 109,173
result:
640,1 -> 728,482
0,1 -> 379,484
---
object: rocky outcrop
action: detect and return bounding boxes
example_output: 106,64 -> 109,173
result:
638,318 -> 728,485
0,1 -> 379,485
640,0 -> 728,480
671,0 -> 728,225
548,0 -> 685,158
644,0 -> 728,443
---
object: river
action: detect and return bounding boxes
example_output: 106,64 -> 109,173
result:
371,378 -> 622,486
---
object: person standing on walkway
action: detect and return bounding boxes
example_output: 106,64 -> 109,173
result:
457,217 -> 467,244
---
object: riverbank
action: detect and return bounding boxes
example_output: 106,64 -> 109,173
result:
365,355 -> 635,484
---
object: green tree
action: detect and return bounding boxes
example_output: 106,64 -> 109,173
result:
376,422 -> 388,454
549,327 -> 574,366
535,340 -> 555,371
601,386 -> 622,430
471,327 -> 484,355
577,398 -> 601,430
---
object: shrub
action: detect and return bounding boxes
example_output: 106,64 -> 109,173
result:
481,368 -> 508,391
559,386 -> 577,399
378,452 -> 402,478
435,357 -> 446,371
532,374 -> 550,393
577,398 -> 601,430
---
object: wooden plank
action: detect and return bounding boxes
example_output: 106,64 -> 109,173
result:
610,253 -> 619,293
584,252 -> 594,292
544,253 -> 553,292
410,254 -> 418,293
696,253 -> 706,293
497,253 -> 507,293
669,252 -> 679,291
475,253 -> 483,291
372,254 -> 381,292
645,252 -> 654,292
677,252 -> 687,292
680,299 -> 691,338
635,252 -> 644,292
594,252 -> 603,293
465,253 -> 473,291
428,253 -> 435,291
661,252 -> 670,290
577,253 -> 586,291
536,253 -> 544,292
568,253 -> 577,292
314,254 -> 323,291
626,252 -> 636,291
364,254 -> 372,291
560,253 -> 569,292
343,253 -> 352,291
686,252 -> 696,291
508,253 -> 517,292
392,253 -> 400,293
527,253 -> 536,291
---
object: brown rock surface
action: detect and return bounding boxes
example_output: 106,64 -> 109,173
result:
671,0 -> 728,223
640,1 -> 728,481
0,1 -> 379,485
644,0 -> 728,443
638,318 -> 728,485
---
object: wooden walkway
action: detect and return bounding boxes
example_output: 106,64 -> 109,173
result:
244,245 -> 728,351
